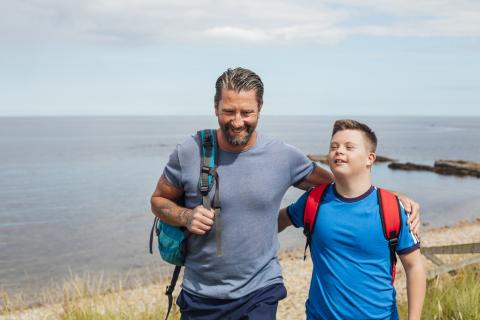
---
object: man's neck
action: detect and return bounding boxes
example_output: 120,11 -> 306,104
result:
334,174 -> 372,199
216,129 -> 257,153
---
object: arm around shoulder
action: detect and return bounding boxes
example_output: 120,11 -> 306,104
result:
399,249 -> 426,320
295,165 -> 333,190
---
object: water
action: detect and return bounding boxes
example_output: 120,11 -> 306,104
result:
0,116 -> 479,304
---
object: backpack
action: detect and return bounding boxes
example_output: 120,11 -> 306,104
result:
148,129 -> 221,320
302,183 -> 402,284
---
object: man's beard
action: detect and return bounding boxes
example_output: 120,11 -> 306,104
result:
222,122 -> 255,146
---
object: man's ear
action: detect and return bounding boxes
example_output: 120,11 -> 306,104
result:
214,106 -> 219,116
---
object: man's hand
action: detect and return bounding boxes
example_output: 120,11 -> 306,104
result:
397,194 -> 421,237
181,205 -> 215,235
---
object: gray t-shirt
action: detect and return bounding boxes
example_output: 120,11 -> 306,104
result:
163,131 -> 314,299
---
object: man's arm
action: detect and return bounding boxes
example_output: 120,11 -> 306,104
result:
150,175 -> 214,235
399,250 -> 426,320
296,165 -> 421,235
278,208 -> 293,232
295,165 -> 334,190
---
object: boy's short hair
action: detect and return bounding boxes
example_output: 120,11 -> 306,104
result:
332,119 -> 377,152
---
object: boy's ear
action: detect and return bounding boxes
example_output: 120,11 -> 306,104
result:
367,152 -> 376,167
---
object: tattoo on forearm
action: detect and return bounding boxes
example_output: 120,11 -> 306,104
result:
158,201 -> 176,219
180,208 -> 193,228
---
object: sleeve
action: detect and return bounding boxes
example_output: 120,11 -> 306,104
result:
286,191 -> 309,228
162,145 -> 183,188
396,205 -> 421,255
285,143 -> 315,186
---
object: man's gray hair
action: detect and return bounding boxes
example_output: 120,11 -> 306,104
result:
214,67 -> 264,109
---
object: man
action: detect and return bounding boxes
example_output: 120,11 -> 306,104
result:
150,67 -> 420,319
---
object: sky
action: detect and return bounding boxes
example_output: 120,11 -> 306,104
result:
0,0 -> 479,116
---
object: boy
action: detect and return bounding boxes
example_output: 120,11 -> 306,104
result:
278,119 -> 426,319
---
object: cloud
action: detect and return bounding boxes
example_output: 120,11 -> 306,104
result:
1,0 -> 479,45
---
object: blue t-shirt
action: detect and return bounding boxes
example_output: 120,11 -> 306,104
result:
163,131 -> 315,299
287,184 -> 420,320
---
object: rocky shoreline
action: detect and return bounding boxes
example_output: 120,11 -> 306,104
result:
308,154 -> 480,178
389,159 -> 480,177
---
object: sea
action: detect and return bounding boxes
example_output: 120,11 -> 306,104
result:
0,115 -> 479,305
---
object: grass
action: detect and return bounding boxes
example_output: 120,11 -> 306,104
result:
1,271 -> 181,320
61,300 -> 180,320
398,264 -> 480,320
3,264 -> 479,319
59,274 -> 180,320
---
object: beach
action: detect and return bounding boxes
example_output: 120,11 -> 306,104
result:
2,219 -> 479,320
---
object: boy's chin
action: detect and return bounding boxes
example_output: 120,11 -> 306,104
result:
329,167 -> 351,179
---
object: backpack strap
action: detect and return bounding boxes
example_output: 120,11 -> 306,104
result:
303,183 -> 329,260
197,129 -> 222,256
164,265 -> 182,320
377,188 -> 402,284
198,129 -> 216,198
149,216 -> 159,254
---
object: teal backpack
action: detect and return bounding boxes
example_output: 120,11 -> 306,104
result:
149,129 -> 220,320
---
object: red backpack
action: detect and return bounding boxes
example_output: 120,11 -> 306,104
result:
303,183 -> 402,284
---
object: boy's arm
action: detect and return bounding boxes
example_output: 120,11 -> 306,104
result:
398,249 -> 426,320
278,207 -> 293,233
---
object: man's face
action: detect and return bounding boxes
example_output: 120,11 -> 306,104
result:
327,129 -> 375,178
215,89 -> 260,147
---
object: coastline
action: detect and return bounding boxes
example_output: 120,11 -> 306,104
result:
2,219 -> 480,320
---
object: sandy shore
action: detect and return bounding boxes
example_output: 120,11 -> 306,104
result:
2,219 -> 480,320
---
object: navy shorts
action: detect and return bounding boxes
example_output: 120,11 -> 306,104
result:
176,283 -> 287,320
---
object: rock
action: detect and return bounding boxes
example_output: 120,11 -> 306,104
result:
307,155 -> 328,164
388,162 -> 434,172
375,155 -> 397,163
388,160 -> 480,178
434,160 -> 480,177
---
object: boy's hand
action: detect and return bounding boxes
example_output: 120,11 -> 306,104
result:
397,194 -> 421,237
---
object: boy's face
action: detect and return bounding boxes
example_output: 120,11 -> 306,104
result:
328,129 -> 376,178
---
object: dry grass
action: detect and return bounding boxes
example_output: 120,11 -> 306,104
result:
398,264 -> 480,320
1,271 -> 181,320
2,220 -> 479,320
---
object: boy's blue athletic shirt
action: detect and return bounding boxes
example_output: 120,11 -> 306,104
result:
287,184 -> 420,320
